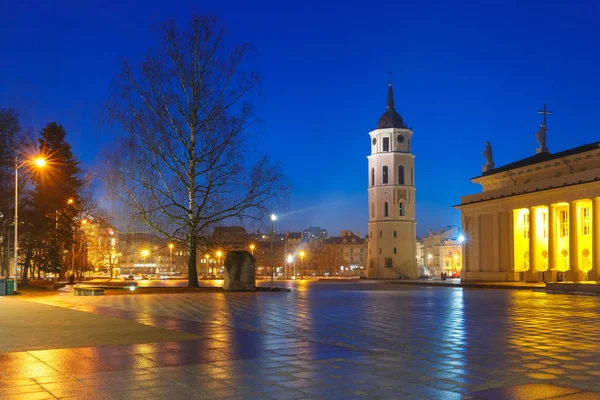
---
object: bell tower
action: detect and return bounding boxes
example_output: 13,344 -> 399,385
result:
367,83 -> 418,279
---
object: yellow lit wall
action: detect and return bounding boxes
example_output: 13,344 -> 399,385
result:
533,207 -> 549,271
556,203 -> 569,272
577,201 -> 593,273
513,208 -> 529,272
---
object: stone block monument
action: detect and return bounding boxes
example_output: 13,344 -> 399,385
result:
223,250 -> 256,291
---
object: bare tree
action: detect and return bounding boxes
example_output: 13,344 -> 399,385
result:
107,16 -> 285,287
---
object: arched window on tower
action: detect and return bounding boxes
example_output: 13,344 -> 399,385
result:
399,201 -> 405,217
398,166 -> 404,185
382,166 -> 388,184
371,168 -> 374,187
384,202 -> 389,217
371,203 -> 374,219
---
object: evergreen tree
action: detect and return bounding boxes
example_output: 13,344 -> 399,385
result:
31,122 -> 83,278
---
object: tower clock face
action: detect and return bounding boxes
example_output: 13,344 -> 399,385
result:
372,138 -> 377,145
397,135 -> 405,143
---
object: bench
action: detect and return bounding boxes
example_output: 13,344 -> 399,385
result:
74,287 -> 105,296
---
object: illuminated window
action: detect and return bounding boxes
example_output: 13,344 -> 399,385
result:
561,210 -> 568,237
399,202 -> 405,217
524,212 -> 530,239
384,202 -> 389,217
398,166 -> 404,185
583,207 -> 590,235
541,212 -> 548,238
383,137 -> 389,152
382,166 -> 388,184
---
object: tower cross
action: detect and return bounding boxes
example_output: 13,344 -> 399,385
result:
537,104 -> 552,128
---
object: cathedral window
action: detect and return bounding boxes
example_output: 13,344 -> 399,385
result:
394,231 -> 397,237
541,212 -> 548,238
382,166 -> 388,184
394,248 -> 397,254
399,202 -> 405,217
561,211 -> 568,237
371,203 -> 374,219
583,207 -> 590,235
385,258 -> 392,268
383,137 -> 389,152
371,168 -> 374,187
398,166 -> 404,185
384,202 -> 389,217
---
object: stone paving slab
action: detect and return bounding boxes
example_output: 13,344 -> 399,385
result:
0,299 -> 198,353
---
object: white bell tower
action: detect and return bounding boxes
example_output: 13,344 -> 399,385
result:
367,84 -> 418,279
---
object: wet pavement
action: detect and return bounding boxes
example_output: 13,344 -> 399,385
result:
1,281 -> 600,399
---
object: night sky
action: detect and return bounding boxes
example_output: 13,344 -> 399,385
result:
2,0 -> 599,237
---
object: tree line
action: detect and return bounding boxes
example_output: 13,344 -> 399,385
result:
2,15 -> 286,286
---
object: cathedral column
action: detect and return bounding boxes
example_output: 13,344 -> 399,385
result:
566,200 -> 582,282
547,204 -> 557,282
525,207 -> 538,282
591,198 -> 600,281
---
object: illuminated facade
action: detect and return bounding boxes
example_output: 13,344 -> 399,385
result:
422,226 -> 463,278
367,84 -> 418,278
457,141 -> 600,282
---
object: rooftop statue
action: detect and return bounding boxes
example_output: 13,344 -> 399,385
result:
482,141 -> 495,171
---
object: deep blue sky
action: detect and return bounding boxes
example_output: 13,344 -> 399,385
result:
2,0 -> 599,237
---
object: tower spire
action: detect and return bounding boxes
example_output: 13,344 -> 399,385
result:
387,83 -> 395,109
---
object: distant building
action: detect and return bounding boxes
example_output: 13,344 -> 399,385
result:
323,231 -> 367,272
212,226 -> 247,249
302,226 -> 328,243
422,226 -> 463,278
416,238 -> 425,275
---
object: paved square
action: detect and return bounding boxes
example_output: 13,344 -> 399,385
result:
1,281 -> 600,399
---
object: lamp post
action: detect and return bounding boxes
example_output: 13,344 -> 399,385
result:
141,249 -> 149,269
169,243 -> 174,274
287,255 -> 293,279
216,251 -> 222,276
299,250 -> 305,278
270,214 -> 276,288
13,156 -> 46,293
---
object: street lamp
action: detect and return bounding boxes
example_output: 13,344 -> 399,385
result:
287,255 -> 293,279
141,249 -> 149,268
249,244 -> 255,256
13,156 -> 46,292
168,243 -> 174,274
299,250 -> 306,278
216,251 -> 222,276
270,214 -> 277,288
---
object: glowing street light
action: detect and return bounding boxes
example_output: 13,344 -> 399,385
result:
216,250 -> 223,275
141,249 -> 149,267
458,234 -> 465,243
249,244 -> 255,256
270,214 -> 277,288
13,156 -> 46,293
299,250 -> 306,278
168,243 -> 174,274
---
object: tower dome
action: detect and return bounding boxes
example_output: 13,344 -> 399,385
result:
377,84 -> 405,129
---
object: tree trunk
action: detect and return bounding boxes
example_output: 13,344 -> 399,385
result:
22,249 -> 32,284
187,233 -> 199,287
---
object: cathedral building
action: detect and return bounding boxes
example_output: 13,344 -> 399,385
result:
367,84 -> 418,279
456,108 -> 600,282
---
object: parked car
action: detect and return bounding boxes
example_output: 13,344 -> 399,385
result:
125,275 -> 135,280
